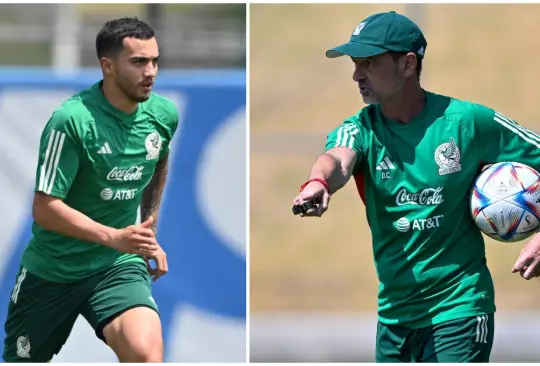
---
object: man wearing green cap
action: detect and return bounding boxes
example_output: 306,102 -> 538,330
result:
293,10 -> 540,363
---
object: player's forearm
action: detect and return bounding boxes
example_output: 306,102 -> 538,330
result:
309,153 -> 352,194
141,154 -> 169,233
33,193 -> 116,247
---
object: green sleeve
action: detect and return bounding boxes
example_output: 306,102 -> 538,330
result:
324,118 -> 364,173
475,105 -> 540,171
34,108 -> 82,199
159,98 -> 179,158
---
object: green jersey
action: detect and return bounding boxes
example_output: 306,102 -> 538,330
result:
325,91 -> 540,328
22,81 -> 178,282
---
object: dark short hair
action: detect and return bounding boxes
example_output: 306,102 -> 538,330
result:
95,17 -> 155,59
388,51 -> 423,80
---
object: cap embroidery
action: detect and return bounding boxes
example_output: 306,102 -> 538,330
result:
352,22 -> 366,36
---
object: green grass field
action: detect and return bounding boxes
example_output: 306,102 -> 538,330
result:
250,3 -> 540,313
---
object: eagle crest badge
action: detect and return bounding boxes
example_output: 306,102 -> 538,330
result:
435,138 -> 461,175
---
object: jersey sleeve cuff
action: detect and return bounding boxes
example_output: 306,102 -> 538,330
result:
34,188 -> 68,199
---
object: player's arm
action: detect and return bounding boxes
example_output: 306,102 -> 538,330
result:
140,99 -> 178,281
307,147 -> 358,194
31,113 -> 109,242
34,193 -> 117,246
140,153 -> 170,234
140,98 -> 179,233
474,106 -> 540,279
33,194 -> 157,254
139,154 -> 170,281
294,119 -> 363,217
32,110 -> 157,255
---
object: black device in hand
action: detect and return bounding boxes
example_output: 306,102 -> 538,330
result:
292,200 -> 316,215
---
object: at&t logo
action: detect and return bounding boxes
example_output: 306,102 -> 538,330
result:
394,215 -> 444,232
100,188 -> 137,201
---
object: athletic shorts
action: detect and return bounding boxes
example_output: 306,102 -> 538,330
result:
3,260 -> 159,362
376,313 -> 494,363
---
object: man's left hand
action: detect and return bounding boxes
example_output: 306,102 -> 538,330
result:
512,233 -> 540,280
145,245 -> 168,282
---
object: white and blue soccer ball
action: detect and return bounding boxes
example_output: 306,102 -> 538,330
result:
471,162 -> 540,242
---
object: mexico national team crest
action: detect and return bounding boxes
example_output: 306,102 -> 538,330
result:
145,132 -> 162,160
435,137 -> 461,175
16,335 -> 30,358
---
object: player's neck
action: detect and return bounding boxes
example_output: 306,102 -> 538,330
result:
101,80 -> 138,114
379,84 -> 426,124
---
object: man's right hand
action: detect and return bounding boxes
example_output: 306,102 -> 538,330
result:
293,180 -> 330,217
293,149 -> 357,218
107,217 -> 159,255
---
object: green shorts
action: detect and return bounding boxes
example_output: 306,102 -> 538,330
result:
376,313 -> 494,363
3,260 -> 159,362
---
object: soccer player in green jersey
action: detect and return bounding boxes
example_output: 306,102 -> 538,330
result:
3,17 -> 178,362
293,10 -> 540,363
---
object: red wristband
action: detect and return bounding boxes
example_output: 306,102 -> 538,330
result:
299,178 -> 330,193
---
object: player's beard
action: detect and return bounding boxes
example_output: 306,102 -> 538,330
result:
366,79 -> 405,105
116,73 -> 151,104
361,88 -> 387,105
361,92 -> 379,105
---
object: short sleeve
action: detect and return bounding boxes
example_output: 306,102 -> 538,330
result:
474,104 -> 540,172
325,119 -> 363,154
324,119 -> 364,175
34,108 -> 82,199
159,99 -> 179,158
324,119 -> 364,174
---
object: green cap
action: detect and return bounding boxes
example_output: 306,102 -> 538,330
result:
326,11 -> 427,59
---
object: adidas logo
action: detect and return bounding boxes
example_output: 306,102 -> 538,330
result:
376,156 -> 395,179
376,156 -> 396,171
97,142 -> 112,155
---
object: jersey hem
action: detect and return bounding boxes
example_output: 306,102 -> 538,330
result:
21,254 -> 143,283
378,306 -> 497,330
19,262 -> 80,283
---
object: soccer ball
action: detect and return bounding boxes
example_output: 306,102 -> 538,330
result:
470,162 -> 540,242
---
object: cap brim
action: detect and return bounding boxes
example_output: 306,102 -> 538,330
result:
325,42 -> 388,58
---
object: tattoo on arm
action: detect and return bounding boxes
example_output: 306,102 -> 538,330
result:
141,154 -> 170,233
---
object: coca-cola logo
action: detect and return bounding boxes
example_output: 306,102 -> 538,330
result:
107,166 -> 144,181
396,187 -> 444,206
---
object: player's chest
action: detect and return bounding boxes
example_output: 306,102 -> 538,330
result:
81,122 -> 164,186
364,123 -> 479,198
